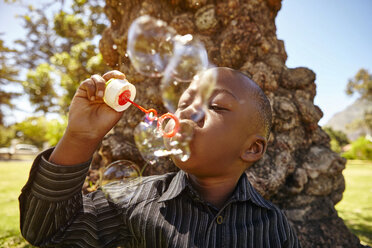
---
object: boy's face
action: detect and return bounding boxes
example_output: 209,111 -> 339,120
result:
171,67 -> 262,177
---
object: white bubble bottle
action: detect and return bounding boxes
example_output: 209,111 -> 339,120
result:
104,78 -> 136,112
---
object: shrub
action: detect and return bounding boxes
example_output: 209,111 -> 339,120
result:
342,136 -> 372,160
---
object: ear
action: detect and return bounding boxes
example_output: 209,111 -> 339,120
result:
240,135 -> 267,163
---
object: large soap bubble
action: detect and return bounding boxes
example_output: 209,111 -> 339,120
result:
127,15 -> 177,77
165,34 -> 209,83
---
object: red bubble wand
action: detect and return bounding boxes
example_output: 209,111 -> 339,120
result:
118,90 -> 179,138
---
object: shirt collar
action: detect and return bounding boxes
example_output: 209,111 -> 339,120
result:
158,170 -> 188,203
158,170 -> 273,210
237,173 -> 274,210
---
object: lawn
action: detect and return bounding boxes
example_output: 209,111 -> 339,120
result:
335,160 -> 372,246
0,159 -> 371,247
0,160 -> 35,247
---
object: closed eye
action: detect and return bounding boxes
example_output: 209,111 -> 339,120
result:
208,105 -> 229,111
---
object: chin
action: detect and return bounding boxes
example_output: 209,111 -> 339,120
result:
171,154 -> 197,173
171,154 -> 212,178
171,154 -> 189,169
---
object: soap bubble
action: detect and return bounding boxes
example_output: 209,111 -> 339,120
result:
100,160 -> 142,202
101,160 -> 141,185
160,77 -> 189,114
165,34 -> 209,82
133,118 -> 164,165
163,121 -> 194,162
127,15 -> 177,77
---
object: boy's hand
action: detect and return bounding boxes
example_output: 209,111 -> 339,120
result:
67,70 -> 126,141
49,70 -> 127,165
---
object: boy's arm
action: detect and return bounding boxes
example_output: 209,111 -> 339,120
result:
19,149 -> 129,247
19,70 -> 131,246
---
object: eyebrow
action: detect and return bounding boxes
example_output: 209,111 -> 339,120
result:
211,88 -> 239,101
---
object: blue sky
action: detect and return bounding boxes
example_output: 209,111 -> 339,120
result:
276,0 -> 372,125
1,0 -> 371,125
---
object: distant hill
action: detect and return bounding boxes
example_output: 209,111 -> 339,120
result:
325,98 -> 372,141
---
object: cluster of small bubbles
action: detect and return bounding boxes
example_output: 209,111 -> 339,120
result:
100,160 -> 142,202
133,116 -> 194,164
126,15 -> 214,165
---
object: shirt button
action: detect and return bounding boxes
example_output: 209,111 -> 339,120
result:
216,215 -> 223,224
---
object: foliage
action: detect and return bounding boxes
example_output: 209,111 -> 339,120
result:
346,68 -> 372,99
345,69 -> 372,136
346,110 -> 372,136
6,0 -> 109,116
0,38 -> 21,125
13,116 -> 67,148
13,117 -> 48,148
323,126 -> 350,153
51,42 -> 107,112
342,136 -> 372,160
0,125 -> 15,147
45,116 -> 67,146
23,63 -> 58,113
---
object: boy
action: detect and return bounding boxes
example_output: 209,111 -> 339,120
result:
19,67 -> 300,247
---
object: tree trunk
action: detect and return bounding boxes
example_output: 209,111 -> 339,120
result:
96,0 -> 364,246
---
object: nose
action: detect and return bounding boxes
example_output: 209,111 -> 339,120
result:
177,103 -> 205,124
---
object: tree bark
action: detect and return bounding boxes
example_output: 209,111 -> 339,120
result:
96,0 -> 365,247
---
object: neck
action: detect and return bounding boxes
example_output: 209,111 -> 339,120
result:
187,173 -> 242,209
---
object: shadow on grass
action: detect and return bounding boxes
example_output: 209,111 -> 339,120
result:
339,210 -> 372,246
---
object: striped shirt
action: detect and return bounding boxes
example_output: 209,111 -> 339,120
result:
19,148 -> 300,248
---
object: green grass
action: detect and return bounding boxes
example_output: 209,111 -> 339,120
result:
0,160 -> 35,248
0,159 -> 371,247
335,160 -> 372,246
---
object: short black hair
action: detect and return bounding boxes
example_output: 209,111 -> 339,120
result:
235,71 -> 272,140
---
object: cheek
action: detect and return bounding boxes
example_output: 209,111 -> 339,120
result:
193,119 -> 238,154
173,121 -> 242,173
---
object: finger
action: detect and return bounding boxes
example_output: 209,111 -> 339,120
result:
90,74 -> 106,100
80,78 -> 96,101
102,70 -> 126,81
